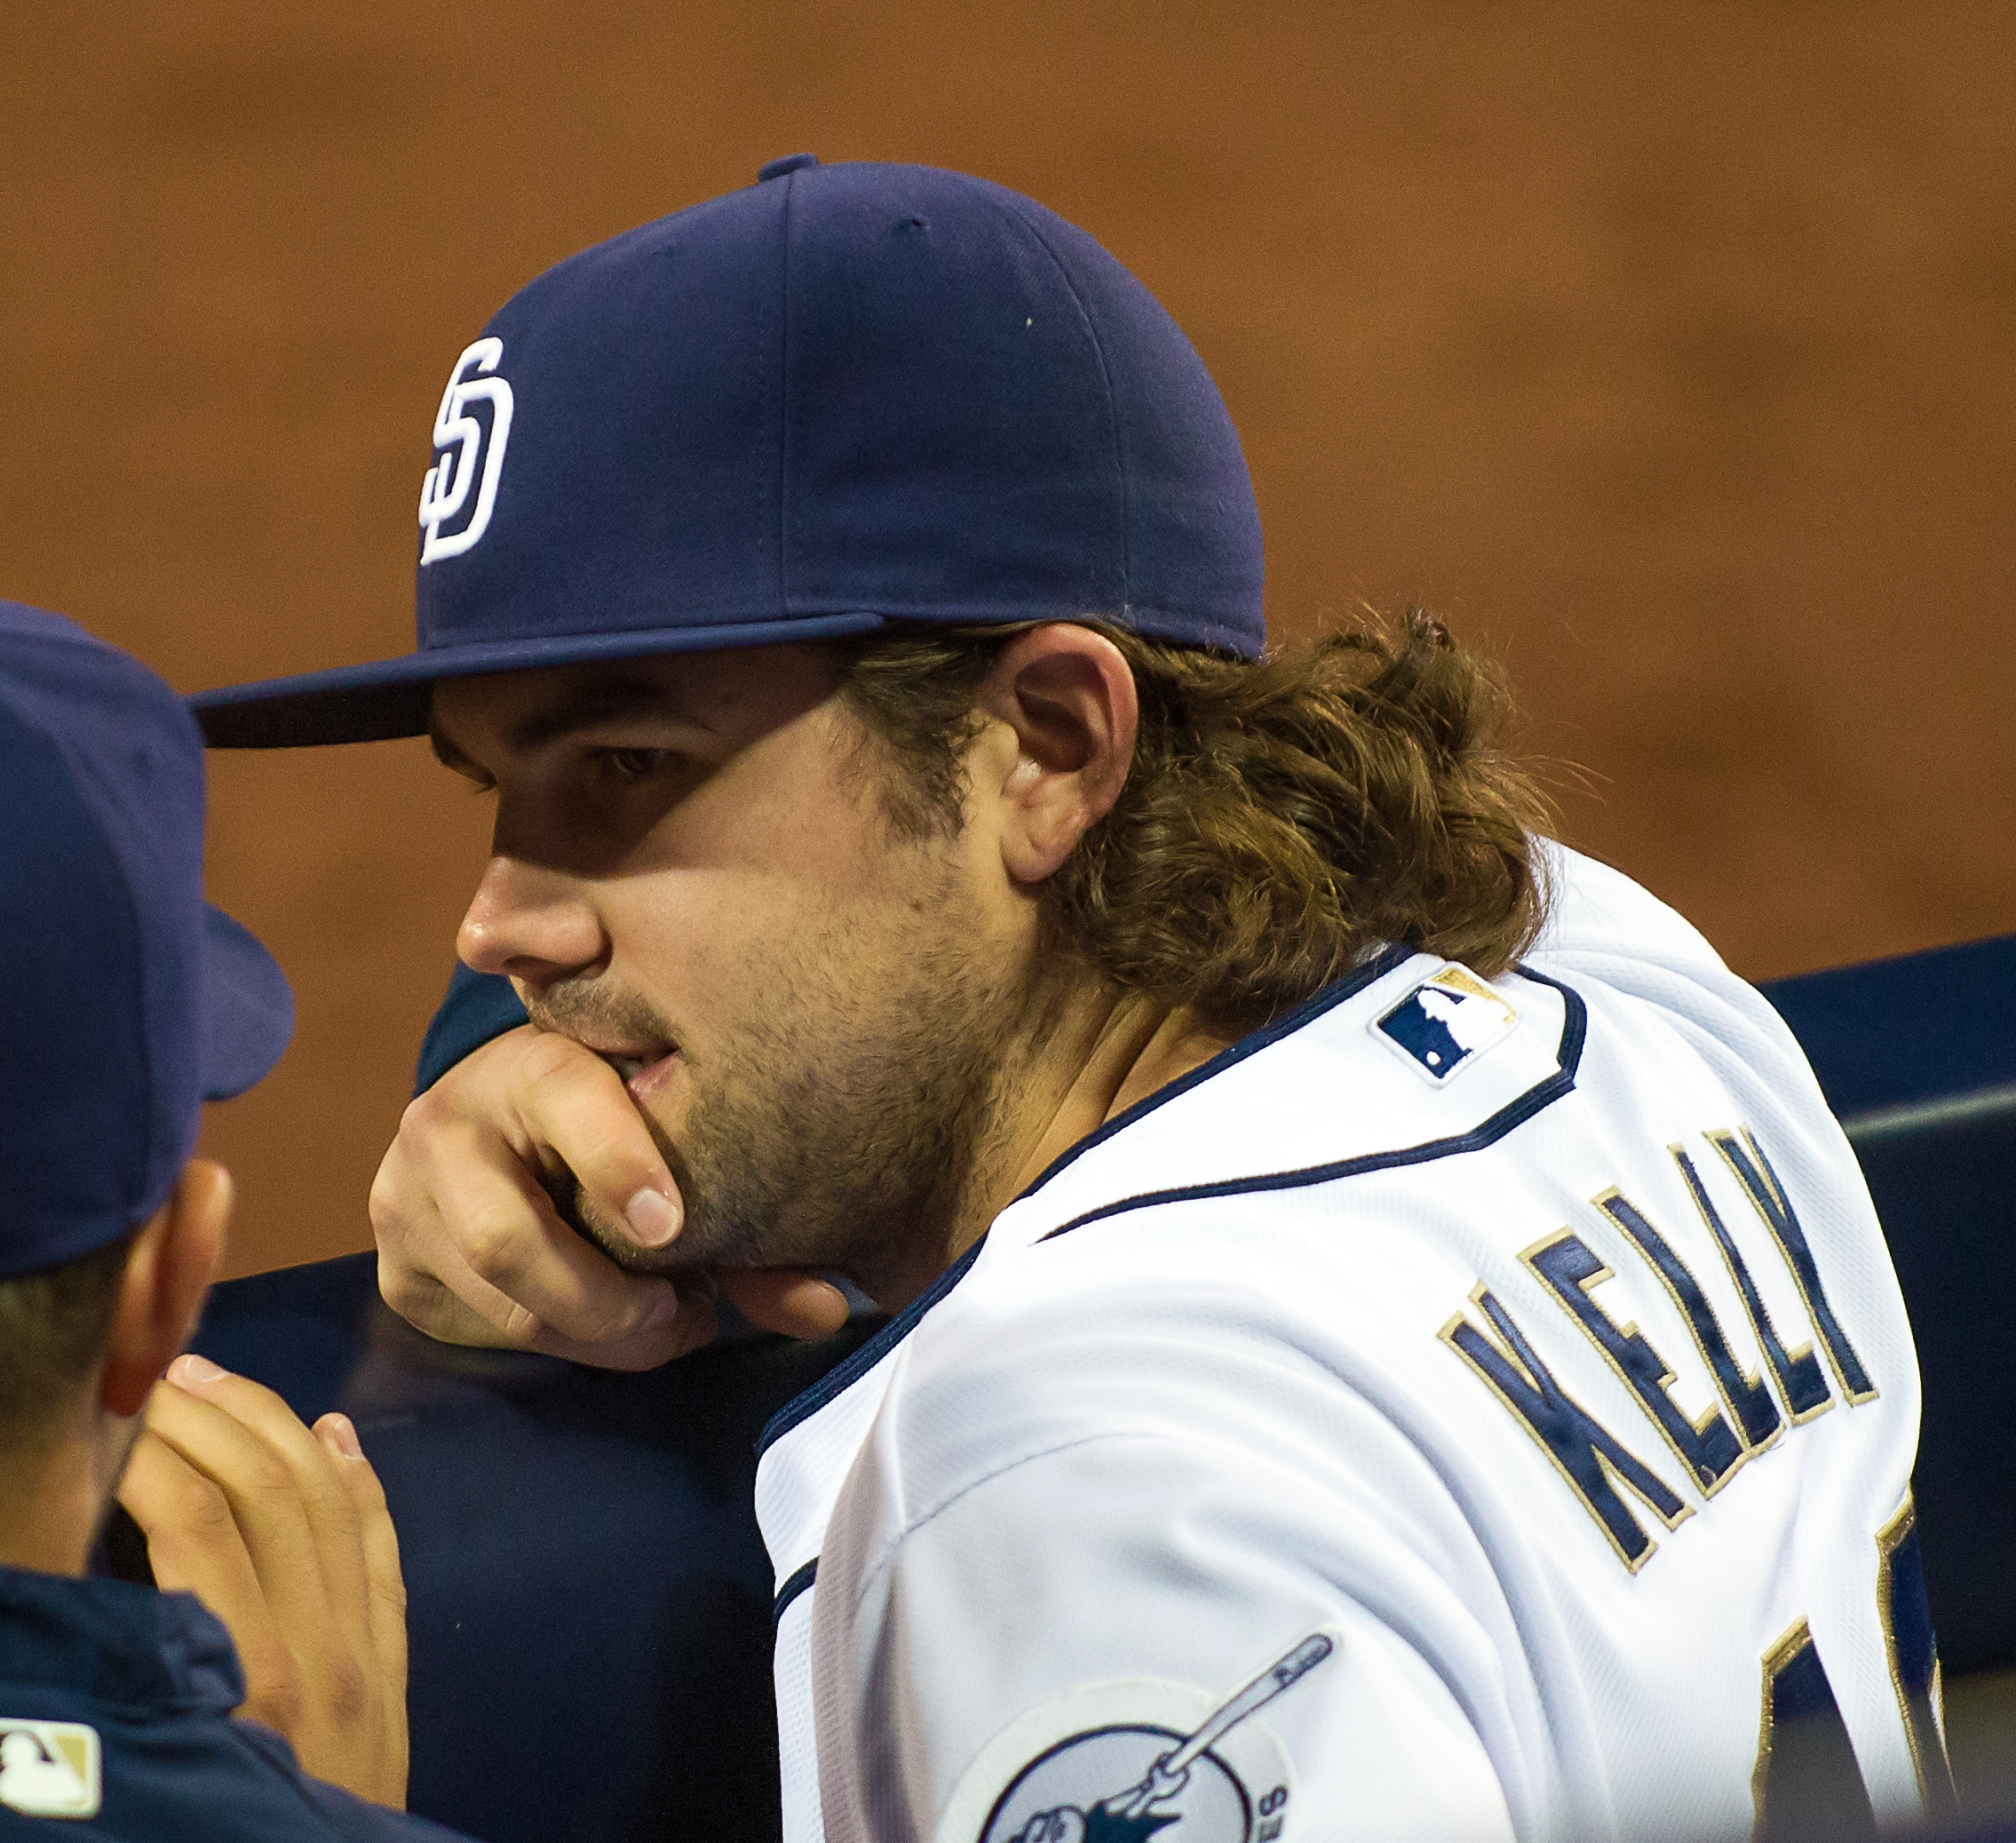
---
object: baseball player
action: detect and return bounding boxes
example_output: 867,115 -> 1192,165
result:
193,159 -> 1942,1841
0,604 -> 472,1839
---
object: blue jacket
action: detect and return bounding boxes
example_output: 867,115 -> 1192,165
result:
0,1566 -> 473,1839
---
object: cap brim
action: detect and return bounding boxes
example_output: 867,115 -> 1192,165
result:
202,905 -> 296,1100
189,614 -> 890,748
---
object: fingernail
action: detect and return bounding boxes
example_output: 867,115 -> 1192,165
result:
642,1286 -> 682,1330
625,1187 -> 680,1248
170,1353 -> 227,1389
319,1414 -> 364,1462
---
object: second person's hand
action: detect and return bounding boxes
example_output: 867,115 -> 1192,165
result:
116,1357 -> 410,1808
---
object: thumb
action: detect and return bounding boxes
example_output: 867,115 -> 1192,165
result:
715,1268 -> 853,1339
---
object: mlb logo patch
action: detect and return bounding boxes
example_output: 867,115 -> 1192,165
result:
0,1719 -> 99,1818
1375,966 -> 1519,1082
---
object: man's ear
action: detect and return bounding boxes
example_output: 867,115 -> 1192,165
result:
99,1160 -> 232,1418
973,625 -> 1139,885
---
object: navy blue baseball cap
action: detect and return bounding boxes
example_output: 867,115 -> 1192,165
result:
0,603 -> 294,1280
191,156 -> 1265,748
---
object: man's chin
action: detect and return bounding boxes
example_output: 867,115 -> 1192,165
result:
557,1188 -> 719,1278
577,1219 -> 720,1279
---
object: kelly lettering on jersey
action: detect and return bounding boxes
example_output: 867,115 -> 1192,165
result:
1440,1124 -> 1875,1570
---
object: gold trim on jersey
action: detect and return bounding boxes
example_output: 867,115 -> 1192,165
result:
1752,1615 -> 1814,1826
1621,1166 -> 1784,1464
1521,1218 -> 1747,1499
1875,1491 -> 1956,1814
1708,1126 -> 1878,1408
1440,1283 -> 1690,1575
1675,1140 -> 1835,1426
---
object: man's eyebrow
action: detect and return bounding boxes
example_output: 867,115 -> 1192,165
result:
429,676 -> 701,771
428,725 -> 486,776
503,679 -> 696,752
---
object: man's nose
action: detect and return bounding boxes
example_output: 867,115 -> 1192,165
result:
456,854 -> 607,986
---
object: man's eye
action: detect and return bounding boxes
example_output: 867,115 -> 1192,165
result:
595,747 -> 671,782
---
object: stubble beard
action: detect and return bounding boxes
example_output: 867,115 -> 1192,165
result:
539,878 -> 1041,1298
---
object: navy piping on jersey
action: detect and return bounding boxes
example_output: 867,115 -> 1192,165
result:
1015,942 -> 1417,1201
758,1235 -> 988,1455
752,946 -> 1417,1458
773,1558 -> 819,1631
1039,965 -> 1588,1243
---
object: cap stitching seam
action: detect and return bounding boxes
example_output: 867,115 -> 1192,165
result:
988,191 -> 1131,613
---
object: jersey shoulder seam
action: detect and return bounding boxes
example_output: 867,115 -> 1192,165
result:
1017,942 -> 1417,1200
1039,966 -> 1587,1244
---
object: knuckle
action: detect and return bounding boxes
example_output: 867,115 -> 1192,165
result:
457,1208 -> 529,1283
496,1300 -> 550,1347
544,1276 -> 659,1350
323,1656 -> 371,1728
515,1028 -> 598,1093
234,1442 -> 293,1497
367,1156 -> 412,1234
317,1491 -> 364,1545
239,1465 -> 299,1519
579,1124 -> 649,1180
246,1656 -> 306,1735
602,1290 -> 672,1345
378,1275 -> 481,1354
399,1080 -> 458,1137
168,1472 -> 238,1541
374,1254 -> 434,1322
389,1277 -> 524,1350
572,1305 -> 635,1347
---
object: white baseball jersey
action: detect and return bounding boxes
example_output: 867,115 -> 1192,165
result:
755,846 -> 1947,1843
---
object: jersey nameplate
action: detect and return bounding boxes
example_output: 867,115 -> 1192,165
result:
1441,1124 -> 1877,1572
1374,966 -> 1519,1083
0,1719 -> 99,1819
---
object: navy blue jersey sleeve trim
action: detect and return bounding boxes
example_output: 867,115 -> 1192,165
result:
772,1559 -> 819,1632
756,1235 -> 989,1456
413,964 -> 530,1097
1039,966 -> 1588,1243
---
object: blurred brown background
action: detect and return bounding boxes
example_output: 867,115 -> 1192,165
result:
2,2 -> 2012,1280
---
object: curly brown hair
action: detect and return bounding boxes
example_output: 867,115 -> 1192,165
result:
837,610 -> 1556,1036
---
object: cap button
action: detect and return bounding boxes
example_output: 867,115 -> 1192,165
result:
758,153 -> 820,182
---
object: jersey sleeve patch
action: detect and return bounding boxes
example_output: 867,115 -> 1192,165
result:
1374,967 -> 1519,1083
936,1633 -> 1332,1843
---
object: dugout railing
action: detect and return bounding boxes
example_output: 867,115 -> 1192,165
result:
93,934 -> 2015,1843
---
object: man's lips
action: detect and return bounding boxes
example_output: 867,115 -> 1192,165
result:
597,1046 -> 679,1100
